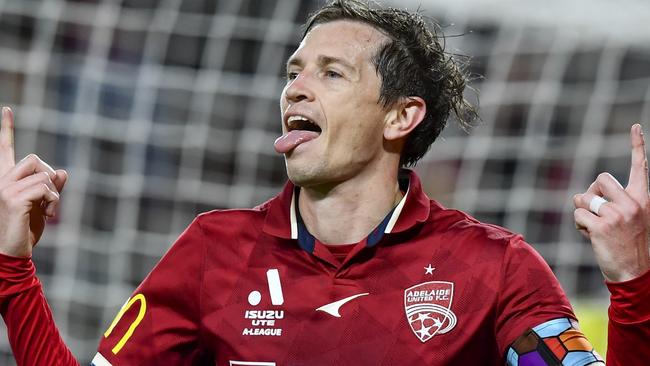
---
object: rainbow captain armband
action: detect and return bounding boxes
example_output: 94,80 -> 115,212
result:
506,318 -> 604,366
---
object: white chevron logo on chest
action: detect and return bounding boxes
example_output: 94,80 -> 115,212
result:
315,293 -> 370,318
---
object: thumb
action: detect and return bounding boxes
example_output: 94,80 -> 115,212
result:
53,169 -> 68,193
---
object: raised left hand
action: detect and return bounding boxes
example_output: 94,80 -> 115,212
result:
573,124 -> 650,282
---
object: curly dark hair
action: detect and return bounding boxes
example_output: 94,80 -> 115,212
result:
303,0 -> 478,167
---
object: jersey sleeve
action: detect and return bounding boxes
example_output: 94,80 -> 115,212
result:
94,217 -> 209,365
605,268 -> 650,366
501,266 -> 650,366
495,236 -> 575,354
505,317 -> 604,365
0,252 -> 80,366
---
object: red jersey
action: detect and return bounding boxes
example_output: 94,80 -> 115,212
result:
92,170 -> 573,365
1,170 -> 649,365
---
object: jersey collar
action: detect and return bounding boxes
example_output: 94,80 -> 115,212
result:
262,169 -> 430,247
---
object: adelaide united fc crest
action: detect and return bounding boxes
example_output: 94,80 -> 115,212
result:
404,281 -> 457,342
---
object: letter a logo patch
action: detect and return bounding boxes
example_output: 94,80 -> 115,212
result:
404,281 -> 457,342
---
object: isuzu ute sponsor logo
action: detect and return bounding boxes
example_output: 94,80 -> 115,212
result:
404,281 -> 457,342
243,310 -> 284,336
242,269 -> 285,337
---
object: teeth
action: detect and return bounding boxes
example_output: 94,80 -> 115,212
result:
288,115 -> 308,123
287,115 -> 320,132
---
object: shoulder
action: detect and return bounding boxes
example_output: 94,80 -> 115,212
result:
427,200 -> 522,247
422,201 -> 550,272
162,198 -> 278,271
193,197 -> 273,235
428,203 -> 557,284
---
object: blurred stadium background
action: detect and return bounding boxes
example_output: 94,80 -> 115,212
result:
1,0 -> 649,363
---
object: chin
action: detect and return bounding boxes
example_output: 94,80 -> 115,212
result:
286,162 -> 364,191
286,168 -> 318,188
285,160 -> 329,188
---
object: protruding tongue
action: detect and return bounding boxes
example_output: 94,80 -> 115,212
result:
274,130 -> 319,153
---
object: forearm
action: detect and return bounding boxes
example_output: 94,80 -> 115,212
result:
606,268 -> 650,366
0,253 -> 79,366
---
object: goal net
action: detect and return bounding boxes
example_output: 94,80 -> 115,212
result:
0,0 -> 648,362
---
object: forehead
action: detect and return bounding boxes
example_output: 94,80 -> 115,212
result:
290,20 -> 389,65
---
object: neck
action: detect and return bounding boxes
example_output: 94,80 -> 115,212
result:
298,165 -> 404,245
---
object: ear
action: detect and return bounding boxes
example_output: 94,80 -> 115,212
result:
383,96 -> 426,141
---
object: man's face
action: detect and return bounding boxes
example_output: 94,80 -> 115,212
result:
278,20 -> 391,188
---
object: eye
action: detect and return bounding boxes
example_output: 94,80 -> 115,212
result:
286,71 -> 299,81
325,70 -> 342,79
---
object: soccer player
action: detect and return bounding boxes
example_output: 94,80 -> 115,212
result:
0,1 -> 649,365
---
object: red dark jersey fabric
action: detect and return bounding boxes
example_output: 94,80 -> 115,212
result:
0,254 -> 79,366
605,268 -> 650,366
93,170 -> 574,365
321,242 -> 356,262
0,170 -> 648,365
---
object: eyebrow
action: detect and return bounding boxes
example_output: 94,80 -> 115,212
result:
286,55 -> 358,74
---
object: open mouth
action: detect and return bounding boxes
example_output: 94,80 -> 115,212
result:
287,115 -> 322,134
274,115 -> 322,154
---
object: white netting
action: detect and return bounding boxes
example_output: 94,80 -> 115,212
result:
400,0 -> 650,298
0,0 -> 649,363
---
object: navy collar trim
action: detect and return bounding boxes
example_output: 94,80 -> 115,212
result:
291,177 -> 409,253
261,169 -> 430,241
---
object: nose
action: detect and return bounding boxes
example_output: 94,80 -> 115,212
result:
284,73 -> 315,104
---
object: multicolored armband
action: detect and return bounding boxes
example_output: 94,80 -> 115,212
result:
506,318 -> 604,366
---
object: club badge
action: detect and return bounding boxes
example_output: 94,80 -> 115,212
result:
404,281 -> 457,342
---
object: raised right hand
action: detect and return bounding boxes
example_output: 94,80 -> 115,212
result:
0,107 -> 67,258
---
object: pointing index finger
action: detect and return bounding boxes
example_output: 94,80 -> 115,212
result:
0,106 -> 16,175
627,123 -> 649,200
